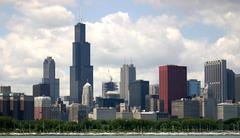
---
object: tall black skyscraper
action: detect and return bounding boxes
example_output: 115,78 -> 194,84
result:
70,22 -> 93,103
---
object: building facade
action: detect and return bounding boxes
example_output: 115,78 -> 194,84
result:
20,95 -> 34,120
0,92 -> 34,120
149,84 -> 159,95
95,97 -> 124,108
159,65 -> 187,113
129,80 -> 149,110
70,22 -> 93,103
227,69 -> 235,101
204,60 -> 227,103
187,79 -> 201,97
0,93 -> 10,116
102,80 -> 118,98
0,86 -> 11,95
82,82 -> 93,108
34,96 -> 51,120
120,64 -> 136,102
235,74 -> 240,102
217,103 -> 240,121
172,98 -> 200,118
145,94 -> 160,112
33,83 -> 50,97
68,103 -> 89,122
91,107 -> 116,120
42,57 -> 59,101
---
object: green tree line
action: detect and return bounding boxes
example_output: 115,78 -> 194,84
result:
0,116 -> 240,133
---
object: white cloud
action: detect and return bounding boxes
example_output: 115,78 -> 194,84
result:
166,27 -> 181,41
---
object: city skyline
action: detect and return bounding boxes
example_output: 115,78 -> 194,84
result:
1,0 -> 240,97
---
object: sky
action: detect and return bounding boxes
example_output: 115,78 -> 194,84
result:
1,0 -> 240,97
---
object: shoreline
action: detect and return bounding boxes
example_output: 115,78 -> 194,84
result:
1,132 -> 240,136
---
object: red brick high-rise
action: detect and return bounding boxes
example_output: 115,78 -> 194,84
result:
159,65 -> 187,114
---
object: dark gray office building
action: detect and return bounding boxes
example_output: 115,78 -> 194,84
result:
129,80 -> 149,110
20,95 -> 34,120
42,57 -> 59,101
235,74 -> 240,102
0,86 -> 11,95
33,83 -> 50,97
70,22 -> 93,103
0,93 -> 10,116
204,60 -> 227,103
227,69 -> 235,101
1,92 -> 34,120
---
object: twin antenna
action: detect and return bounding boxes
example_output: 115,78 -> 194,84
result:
78,7 -> 83,23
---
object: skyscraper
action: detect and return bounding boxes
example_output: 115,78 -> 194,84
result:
120,64 -> 136,102
34,96 -> 51,120
159,65 -> 187,113
32,83 -> 50,97
0,86 -> 11,95
70,22 -> 93,103
102,80 -> 118,98
42,57 -> 59,101
227,69 -> 235,101
187,79 -> 201,97
204,60 -> 227,103
82,82 -> 93,108
149,84 -> 159,95
235,74 -> 240,102
129,80 -> 149,110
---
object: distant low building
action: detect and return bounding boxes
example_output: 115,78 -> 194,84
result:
95,97 -> 124,109
68,103 -> 89,122
0,93 -> 10,116
116,112 -> 133,119
52,98 -> 67,121
0,92 -> 34,120
217,103 -> 240,121
171,98 -> 200,118
90,107 -> 116,120
20,94 -> 34,120
132,111 -> 157,121
34,96 -> 51,120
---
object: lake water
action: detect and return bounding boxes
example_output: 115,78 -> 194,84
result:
1,136 -> 240,138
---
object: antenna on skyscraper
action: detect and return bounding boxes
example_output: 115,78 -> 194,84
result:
77,6 -> 83,23
80,8 -> 83,23
130,57 -> 133,64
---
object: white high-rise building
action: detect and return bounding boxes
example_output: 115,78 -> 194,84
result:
204,60 -> 227,103
120,64 -> 136,102
82,82 -> 93,108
